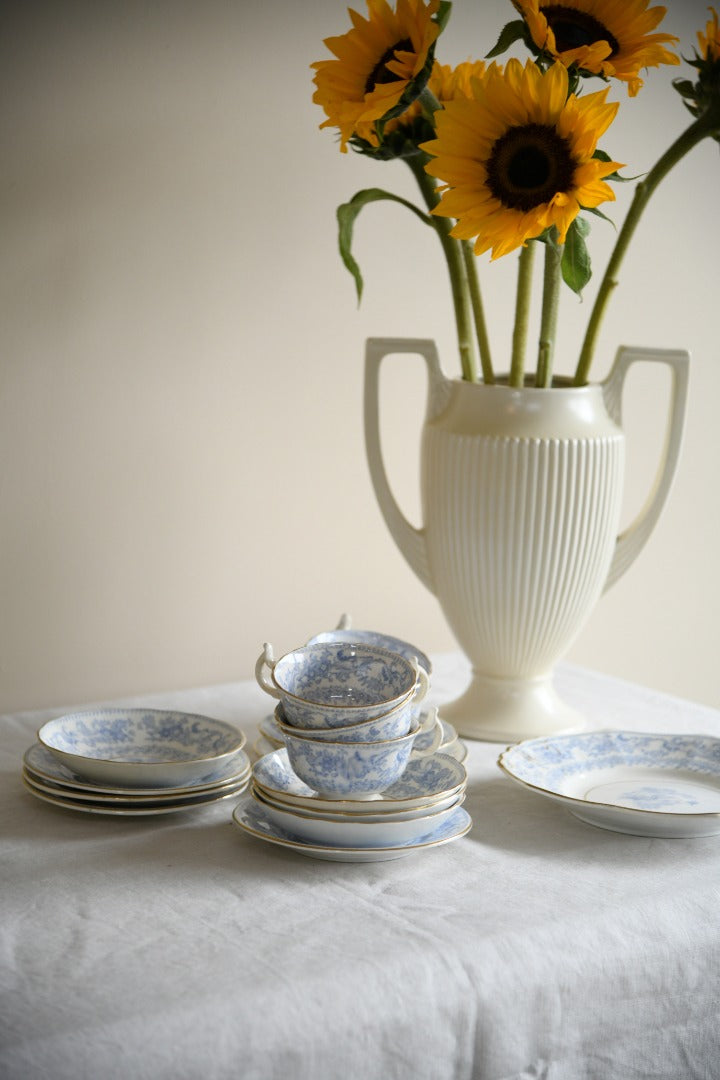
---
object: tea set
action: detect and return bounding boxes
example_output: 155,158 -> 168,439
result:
19,618 -> 720,844
18,619 -> 471,859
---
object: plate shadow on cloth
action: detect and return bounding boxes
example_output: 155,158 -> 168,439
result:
460,776 -> 720,861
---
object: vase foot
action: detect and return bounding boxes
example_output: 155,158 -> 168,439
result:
440,670 -> 585,744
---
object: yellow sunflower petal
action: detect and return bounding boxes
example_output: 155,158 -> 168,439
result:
698,7 -> 720,62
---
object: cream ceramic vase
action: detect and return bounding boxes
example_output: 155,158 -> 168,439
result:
364,337 -> 689,742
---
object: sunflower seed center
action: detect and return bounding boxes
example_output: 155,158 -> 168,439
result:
541,5 -> 620,56
365,38 -> 413,94
486,123 -> 576,211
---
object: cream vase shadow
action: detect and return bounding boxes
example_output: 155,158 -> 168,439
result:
364,338 -> 689,743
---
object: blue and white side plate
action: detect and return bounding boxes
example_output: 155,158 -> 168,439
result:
232,796 -> 471,862
498,730 -> 720,838
22,772 -> 250,816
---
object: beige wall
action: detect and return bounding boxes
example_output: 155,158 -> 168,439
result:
2,0 -> 718,714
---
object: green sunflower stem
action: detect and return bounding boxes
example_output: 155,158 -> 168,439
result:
461,241 -> 494,384
574,108 -> 720,386
537,238 -> 562,388
510,241 -> 537,388
407,155 -> 479,382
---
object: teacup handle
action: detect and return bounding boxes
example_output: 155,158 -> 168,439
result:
410,707 -> 443,758
409,657 -> 429,708
255,642 -> 282,700
417,705 -> 440,736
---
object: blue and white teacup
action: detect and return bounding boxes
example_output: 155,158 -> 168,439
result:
281,715 -> 443,799
274,699 -> 440,744
255,641 -> 428,729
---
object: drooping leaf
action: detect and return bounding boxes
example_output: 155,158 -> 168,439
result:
583,204 -> 616,229
336,189 -> 433,303
561,216 -> 592,297
485,19 -> 528,59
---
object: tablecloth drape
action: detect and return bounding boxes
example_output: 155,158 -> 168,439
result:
2,654 -> 719,1080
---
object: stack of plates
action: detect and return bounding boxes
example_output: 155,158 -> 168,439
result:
232,747 -> 471,862
253,707 -> 468,763
22,708 -> 251,816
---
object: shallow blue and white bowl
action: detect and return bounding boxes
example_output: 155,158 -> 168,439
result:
256,641 -> 426,729
282,718 -> 441,799
37,708 -> 247,788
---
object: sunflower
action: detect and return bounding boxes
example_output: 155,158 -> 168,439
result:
312,0 -> 442,152
421,59 -> 622,260
698,6 -> 720,63
513,0 -> 679,96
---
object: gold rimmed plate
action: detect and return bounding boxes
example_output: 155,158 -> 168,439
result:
22,771 -> 250,815
22,763 -> 251,805
232,795 -> 471,862
23,742 -> 251,797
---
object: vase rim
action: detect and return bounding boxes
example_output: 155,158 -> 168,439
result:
454,374 -> 596,392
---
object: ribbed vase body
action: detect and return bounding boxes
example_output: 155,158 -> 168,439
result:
422,415 -> 624,680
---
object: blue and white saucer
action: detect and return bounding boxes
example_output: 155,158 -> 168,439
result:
498,730 -> 720,838
24,742 -> 251,797
22,773 -> 250,815
253,747 -> 466,814
232,796 -> 471,862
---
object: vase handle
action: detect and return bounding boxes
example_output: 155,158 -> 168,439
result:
364,338 -> 445,592
601,344 -> 690,591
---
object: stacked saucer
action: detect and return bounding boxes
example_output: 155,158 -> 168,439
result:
22,708 -> 251,816
232,747 -> 470,862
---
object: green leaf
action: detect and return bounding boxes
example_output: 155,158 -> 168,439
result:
572,215 -> 590,238
561,217 -> 592,297
336,189 -> 433,303
534,225 -> 561,253
673,78 -> 698,99
582,204 -> 616,228
486,20 -> 528,59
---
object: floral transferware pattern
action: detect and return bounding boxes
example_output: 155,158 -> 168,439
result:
38,708 -> 244,763
498,730 -> 720,837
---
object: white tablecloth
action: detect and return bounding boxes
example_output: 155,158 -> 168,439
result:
2,654 -> 720,1080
